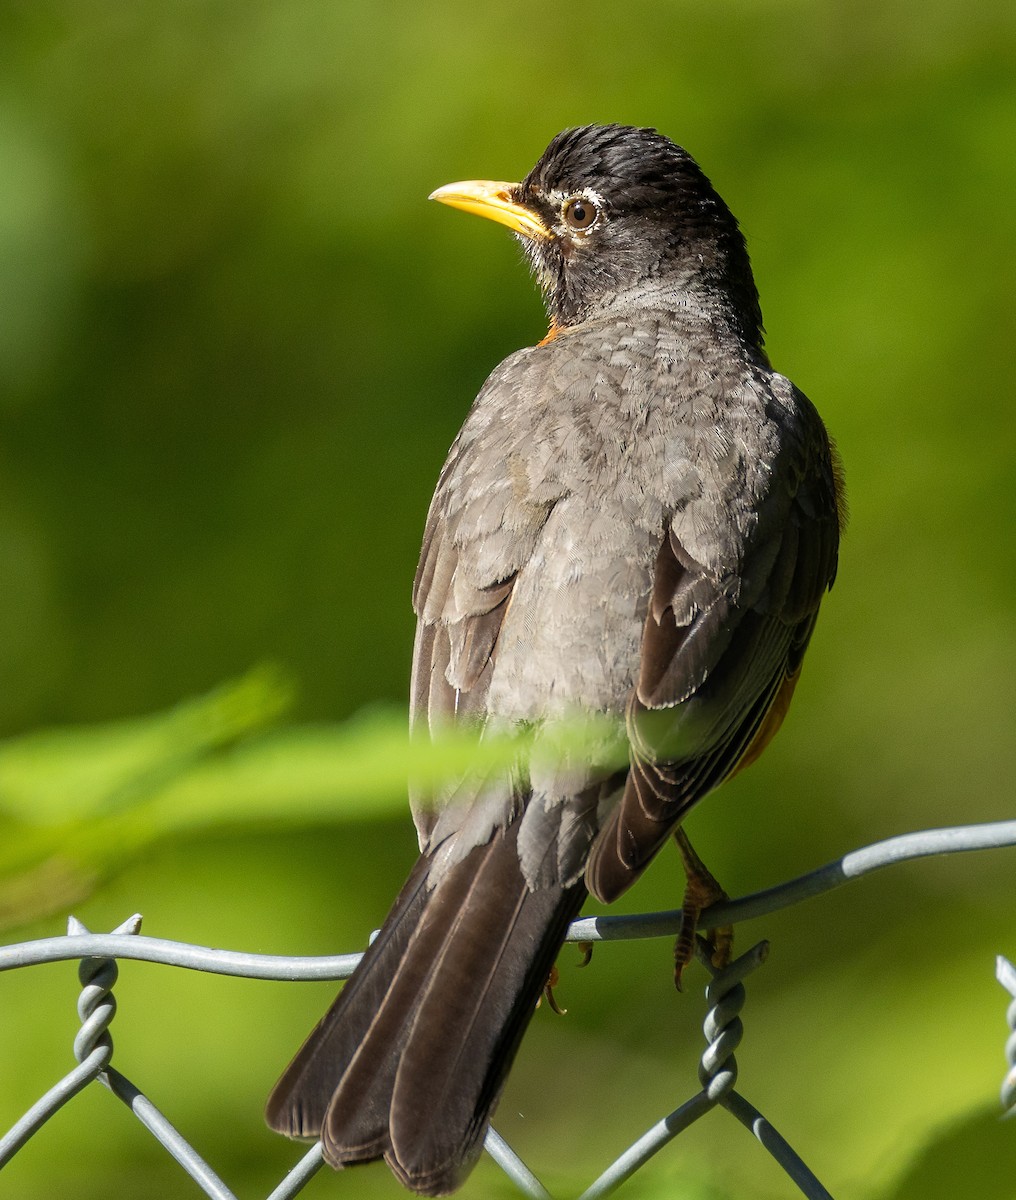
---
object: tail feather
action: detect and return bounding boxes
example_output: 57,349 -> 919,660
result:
387,835 -> 582,1192
320,832 -> 507,1166
266,817 -> 585,1196
264,850 -> 433,1144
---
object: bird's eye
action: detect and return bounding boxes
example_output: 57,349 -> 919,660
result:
563,196 -> 599,232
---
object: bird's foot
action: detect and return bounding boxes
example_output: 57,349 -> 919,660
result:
673,827 -> 732,991
540,941 -> 593,1013
541,963 -> 567,1014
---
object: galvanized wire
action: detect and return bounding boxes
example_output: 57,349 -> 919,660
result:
263,1143 -> 325,1200
998,956 -> 1016,1120
484,1129 -> 554,1200
0,913 -> 242,1198
568,819 -> 1016,944
3,819 -> 1014,981
0,913 -> 130,1168
1,818 -> 1015,1197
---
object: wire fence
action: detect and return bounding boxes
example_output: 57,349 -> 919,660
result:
2,819 -> 1015,1199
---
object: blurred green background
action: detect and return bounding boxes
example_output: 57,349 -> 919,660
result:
1,0 -> 1014,1197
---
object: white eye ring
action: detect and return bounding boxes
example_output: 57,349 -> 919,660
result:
562,195 -> 599,232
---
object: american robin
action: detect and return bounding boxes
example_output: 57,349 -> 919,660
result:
266,124 -> 843,1195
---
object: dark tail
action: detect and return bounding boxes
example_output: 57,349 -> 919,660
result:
265,819 -> 585,1196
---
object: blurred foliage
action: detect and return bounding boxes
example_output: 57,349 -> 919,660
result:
0,0 -> 1014,1197
0,668 -> 626,930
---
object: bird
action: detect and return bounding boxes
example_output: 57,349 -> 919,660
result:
265,123 -> 843,1195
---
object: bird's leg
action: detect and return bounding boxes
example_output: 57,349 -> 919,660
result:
673,826 -> 732,990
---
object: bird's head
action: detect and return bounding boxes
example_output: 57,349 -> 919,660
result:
430,123 -> 763,344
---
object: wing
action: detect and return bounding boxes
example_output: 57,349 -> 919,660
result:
407,353 -> 561,851
586,379 -> 842,903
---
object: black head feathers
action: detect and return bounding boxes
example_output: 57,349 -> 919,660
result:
515,124 -> 762,342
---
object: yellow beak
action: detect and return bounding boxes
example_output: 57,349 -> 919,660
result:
428,180 -> 550,240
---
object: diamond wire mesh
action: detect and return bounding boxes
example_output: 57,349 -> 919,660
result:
2,819 -> 1015,1200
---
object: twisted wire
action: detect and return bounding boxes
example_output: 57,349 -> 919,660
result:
0,913 -> 141,1166
0,915 -> 246,1199
698,938 -> 768,1101
69,913 -> 140,1067
2,811 -> 1015,1197
570,939 -> 775,1200
69,917 -> 241,1198
997,956 -> 1016,1118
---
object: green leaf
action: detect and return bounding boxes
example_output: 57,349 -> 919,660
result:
0,670 -> 628,931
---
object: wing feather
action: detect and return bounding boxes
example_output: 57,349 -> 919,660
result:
588,386 -> 840,904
